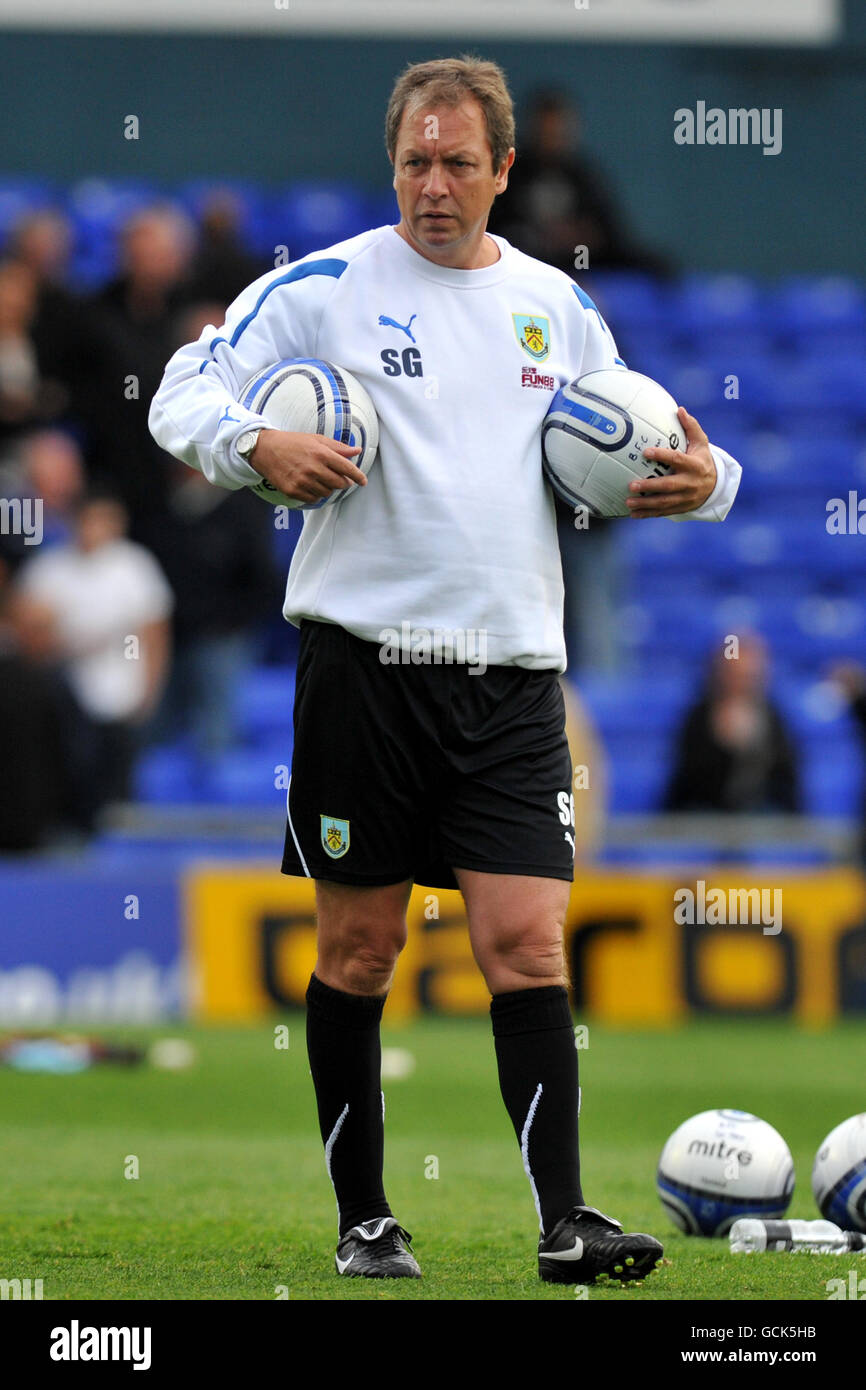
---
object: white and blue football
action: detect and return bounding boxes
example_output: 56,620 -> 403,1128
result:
812,1114 -> 866,1232
239,358 -> 379,509
542,367 -> 683,517
657,1109 -> 795,1237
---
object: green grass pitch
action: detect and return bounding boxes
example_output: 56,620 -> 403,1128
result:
0,1016 -> 864,1301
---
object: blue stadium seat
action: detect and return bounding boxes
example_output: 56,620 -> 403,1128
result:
770,276 -> 865,333
0,177 -> 58,248
673,273 -> 774,356
234,666 -> 296,743
737,845 -> 830,867
801,759 -> 862,816
367,188 -> 399,229
586,272 -> 669,332
134,746 -> 196,803
67,177 -> 163,234
578,672 -> 692,731
666,353 -> 785,426
764,359 -> 866,420
66,178 -> 163,288
278,182 -> 370,259
176,177 -> 268,254
206,751 -> 287,806
608,752 -> 669,813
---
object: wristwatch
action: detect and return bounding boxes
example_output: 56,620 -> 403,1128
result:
236,427 -> 264,465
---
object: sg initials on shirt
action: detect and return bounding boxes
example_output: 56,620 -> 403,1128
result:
380,347 -> 424,377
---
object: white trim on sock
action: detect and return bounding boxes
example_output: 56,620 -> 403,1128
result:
521,1082 -> 544,1236
324,1101 -> 349,1222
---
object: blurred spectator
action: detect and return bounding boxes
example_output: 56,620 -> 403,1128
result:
141,458 -> 281,767
138,302 -> 281,768
16,491 -> 173,814
664,633 -> 799,814
78,205 -> 196,527
0,260 -> 66,448
0,428 -> 85,578
561,676 -> 607,861
559,511 -> 626,675
7,209 -> 81,400
0,429 -> 85,562
187,190 -> 266,308
0,590 -> 82,850
489,89 -> 671,277
828,663 -> 866,862
20,429 -> 85,545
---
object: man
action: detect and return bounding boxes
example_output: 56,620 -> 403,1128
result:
17,490 -> 173,823
150,56 -> 741,1287
489,88 -> 671,277
81,206 -> 196,529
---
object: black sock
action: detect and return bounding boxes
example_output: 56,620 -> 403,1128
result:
306,973 -> 393,1237
490,984 -> 583,1237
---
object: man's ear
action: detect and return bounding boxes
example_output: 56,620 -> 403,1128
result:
495,147 -> 516,194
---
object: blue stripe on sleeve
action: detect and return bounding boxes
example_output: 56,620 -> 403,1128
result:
197,258 -> 347,374
571,283 -> 626,366
229,259 -> 347,347
571,282 -> 609,333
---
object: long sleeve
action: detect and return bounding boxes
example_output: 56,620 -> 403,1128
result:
148,257 -> 346,490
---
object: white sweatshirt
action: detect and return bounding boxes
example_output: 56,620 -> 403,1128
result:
149,224 -> 741,671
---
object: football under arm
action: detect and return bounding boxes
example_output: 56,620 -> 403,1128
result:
148,267 -> 323,491
575,291 -> 743,523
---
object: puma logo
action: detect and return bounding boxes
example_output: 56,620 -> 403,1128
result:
378,312 -> 417,343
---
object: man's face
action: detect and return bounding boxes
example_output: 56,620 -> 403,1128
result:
76,500 -> 126,553
392,98 -> 513,263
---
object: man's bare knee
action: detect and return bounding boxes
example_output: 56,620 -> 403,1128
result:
314,880 -> 410,995
478,931 -> 567,993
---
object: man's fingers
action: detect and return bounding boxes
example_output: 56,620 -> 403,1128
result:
326,439 -> 364,457
316,443 -> 367,485
627,495 -> 694,516
628,473 -> 690,496
641,446 -> 688,469
678,405 -> 709,445
643,406 -> 708,467
316,463 -> 361,491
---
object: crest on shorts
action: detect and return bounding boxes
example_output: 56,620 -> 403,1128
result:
512,313 -> 550,362
321,815 -> 350,859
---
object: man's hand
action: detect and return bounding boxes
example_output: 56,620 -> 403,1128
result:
249,429 -> 367,506
626,407 -> 717,518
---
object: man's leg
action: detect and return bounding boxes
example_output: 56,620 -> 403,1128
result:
456,869 -> 582,1235
307,878 -> 411,1237
457,867 -> 663,1284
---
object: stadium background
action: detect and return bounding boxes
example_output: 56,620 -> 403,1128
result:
0,0 -> 865,1305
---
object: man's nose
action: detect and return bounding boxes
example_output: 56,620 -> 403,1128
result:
421,160 -> 448,197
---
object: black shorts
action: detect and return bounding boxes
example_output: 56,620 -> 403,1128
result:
281,620 -> 575,889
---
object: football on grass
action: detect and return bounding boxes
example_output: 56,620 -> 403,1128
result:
657,1109 -> 795,1237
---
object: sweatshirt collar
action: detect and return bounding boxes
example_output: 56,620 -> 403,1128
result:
387,224 -> 512,287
